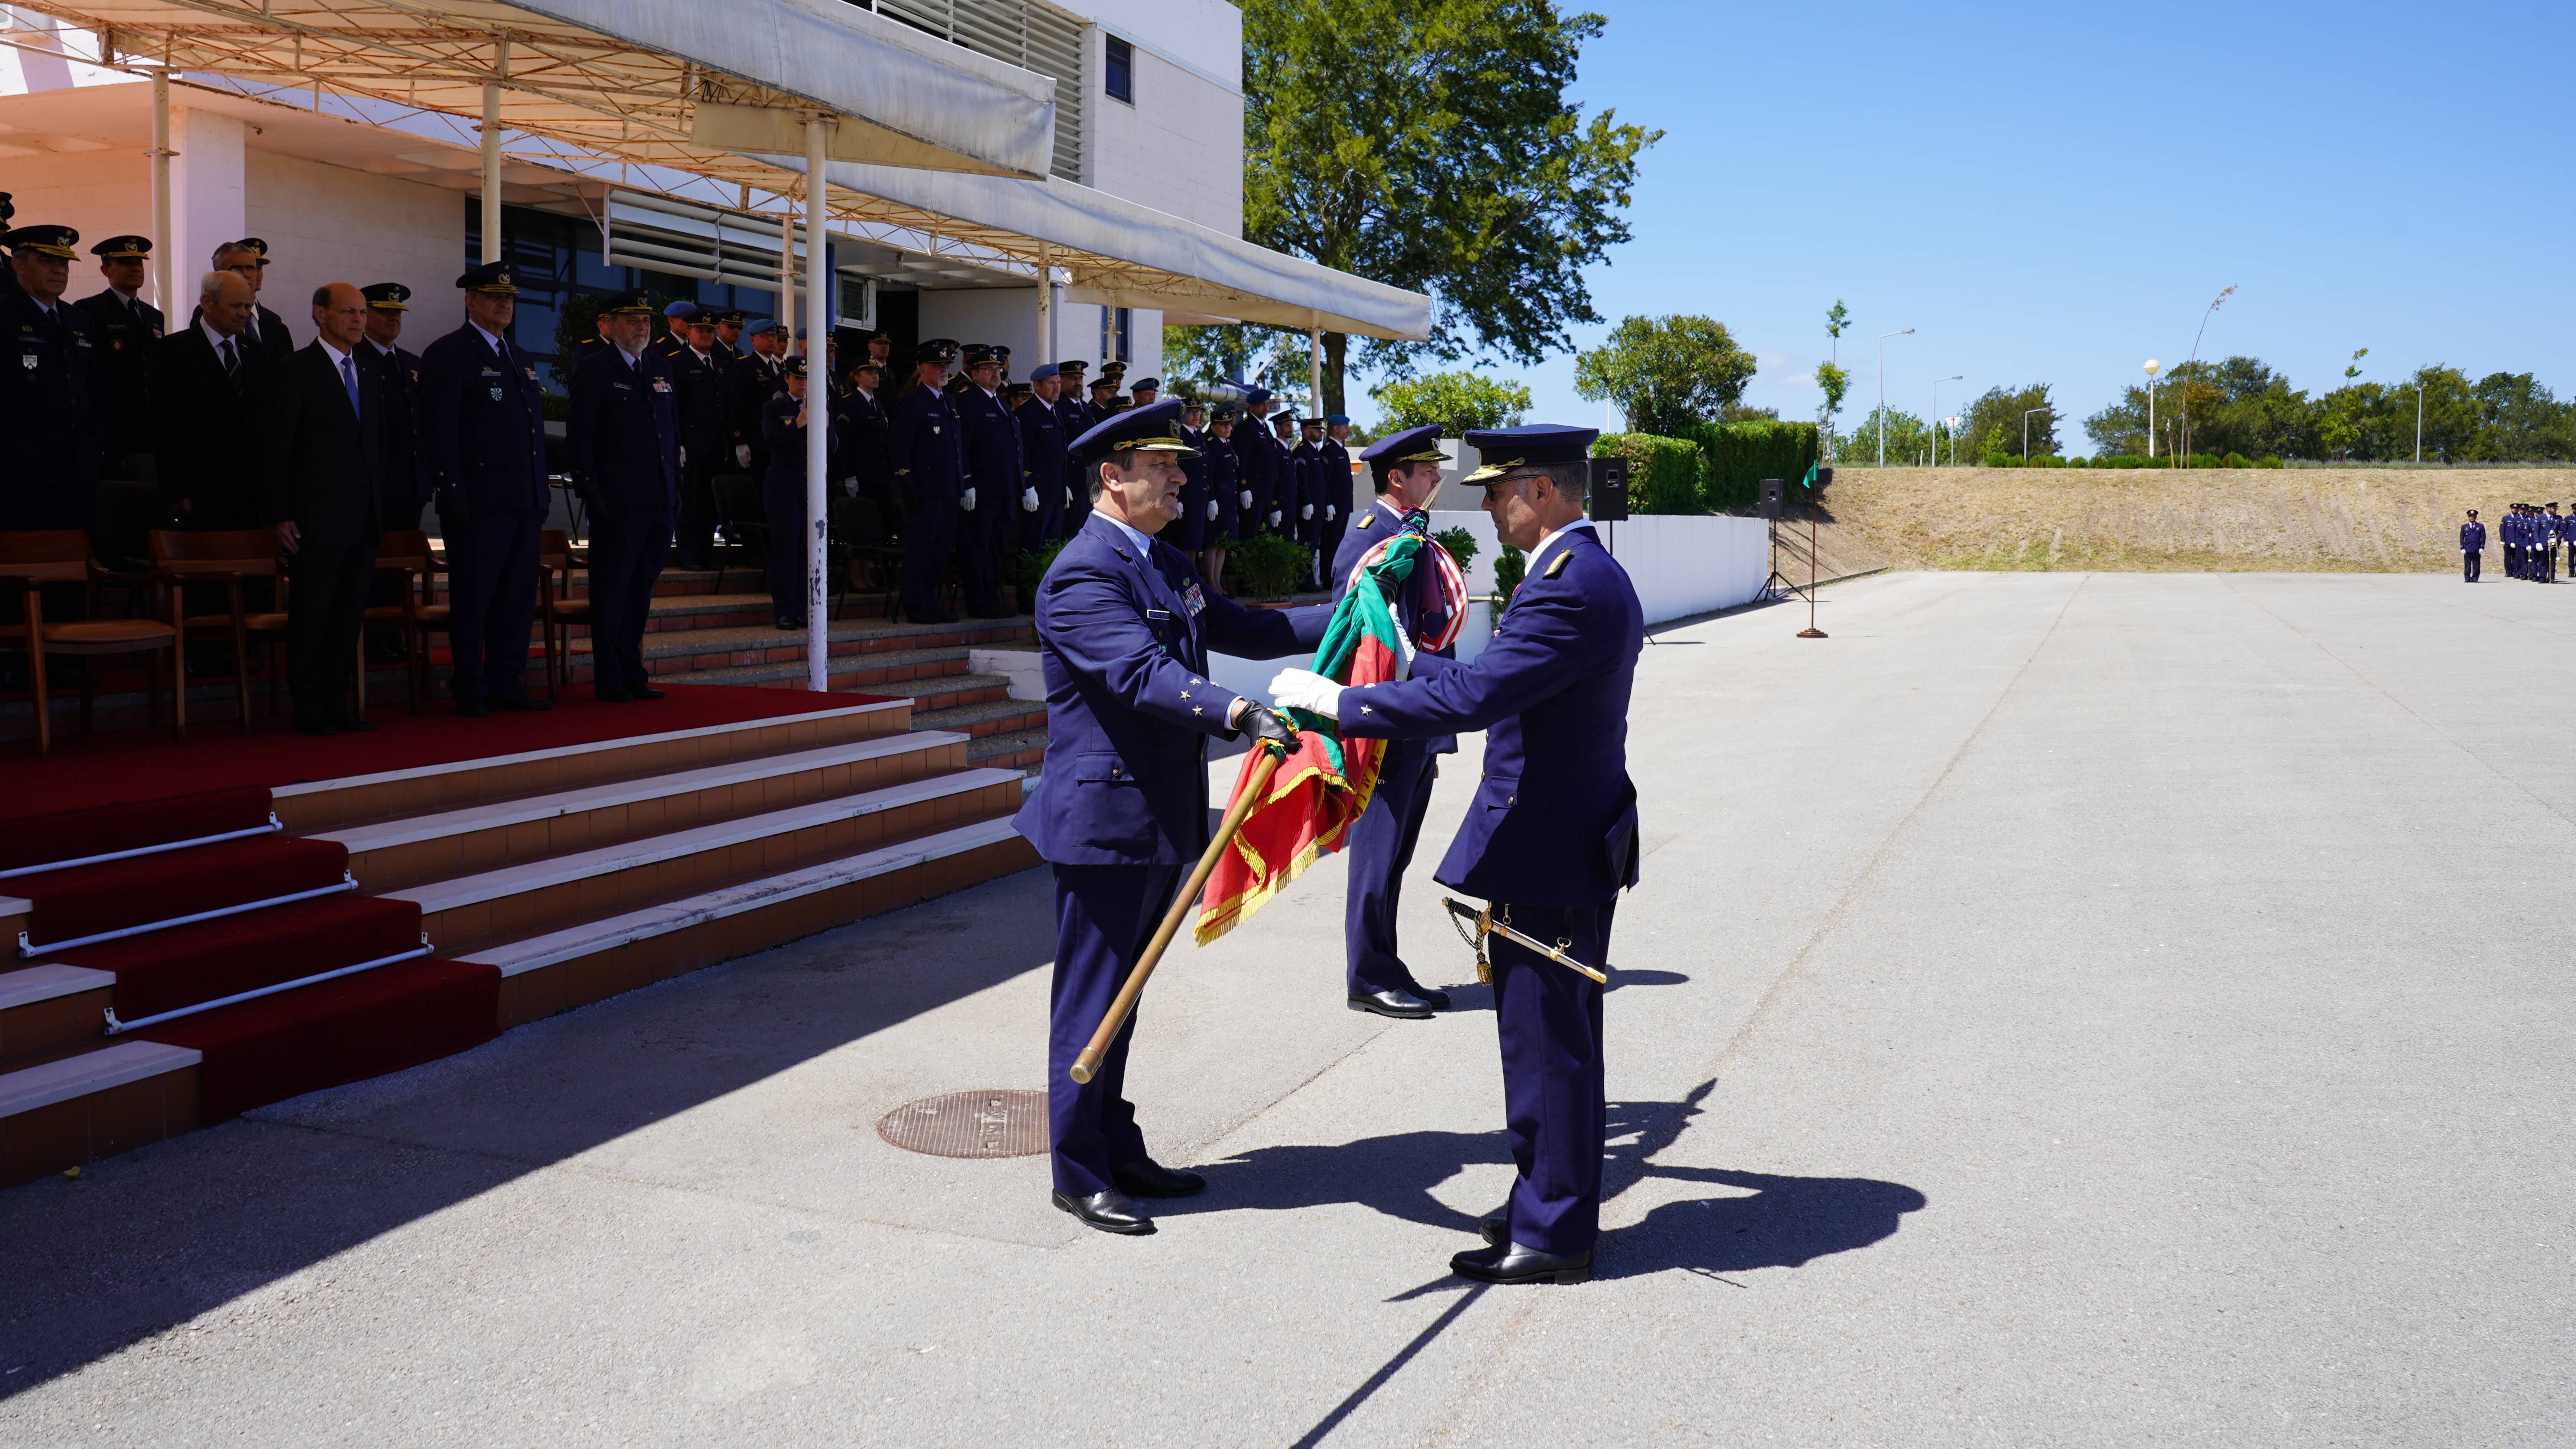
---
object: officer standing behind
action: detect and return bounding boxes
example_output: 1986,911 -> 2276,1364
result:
0,224 -> 103,529
566,289 -> 676,703
712,308 -> 745,363
1055,361 -> 1095,536
730,318 -> 786,485
1330,425 -> 1458,1019
1199,404 -> 1240,588
263,282 -> 385,736
1017,363 -> 1067,554
1237,387 -> 1280,538
74,235 -> 162,478
2549,503 -> 2565,582
832,355 -> 893,531
2460,510 -> 2485,583
1014,399 -> 1328,1235
357,283 -> 427,531
1317,413 -> 1354,583
420,259 -> 551,716
1169,399 -> 1209,562
1271,424 -> 1645,1285
667,308 -> 734,570
890,339 -> 967,623
1292,416 -> 1327,582
954,343 -> 1022,618
761,356 -> 834,632
210,239 -> 294,366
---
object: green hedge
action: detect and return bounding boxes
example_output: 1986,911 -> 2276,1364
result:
1589,433 -> 1703,514
1685,420 -> 1820,511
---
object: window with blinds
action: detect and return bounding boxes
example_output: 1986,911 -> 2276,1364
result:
854,0 -> 1086,182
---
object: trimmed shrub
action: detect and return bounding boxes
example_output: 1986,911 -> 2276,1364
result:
1982,451 -> 2016,468
1491,544 -> 1526,626
1590,432 -> 1703,514
2026,455 -> 2067,468
1684,420 -> 1819,510
1434,525 -> 1480,571
2068,456 -> 2091,468
1230,532 -> 1310,599
2258,455 -> 2284,468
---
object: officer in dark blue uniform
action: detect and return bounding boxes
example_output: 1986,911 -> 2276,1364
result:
1016,362 -> 1067,555
890,338 -> 967,623
1273,423 -> 1644,1285
954,342 -> 1021,618
1198,404 -> 1240,586
1014,399 -> 1330,1235
2460,510 -> 2485,583
567,288 -> 677,701
831,355 -> 893,530
1236,387 -> 1280,539
761,356 -> 834,631
666,308 -> 734,571
2505,506 -> 2525,579
74,234 -> 162,477
1318,414 -> 1355,586
0,194 -> 16,302
1291,415 -> 1327,583
357,283 -> 427,531
1170,399 -> 1210,558
2547,503 -> 2564,582
0,224 -> 103,530
1329,425 -> 1459,1019
420,259 -> 550,715
1053,360 -> 1094,537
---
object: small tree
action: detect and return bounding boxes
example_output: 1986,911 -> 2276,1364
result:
1572,314 -> 1757,437
1817,300 -> 1851,445
1371,370 -> 1531,434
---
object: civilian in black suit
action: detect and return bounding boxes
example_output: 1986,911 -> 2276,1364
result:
153,269 -> 271,529
263,283 -> 384,736
566,289 -> 678,703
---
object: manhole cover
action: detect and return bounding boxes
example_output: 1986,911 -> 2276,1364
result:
877,1089 -> 1049,1158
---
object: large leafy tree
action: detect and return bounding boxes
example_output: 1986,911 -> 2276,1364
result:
1958,383 -> 2060,460
2467,373 -> 2573,461
1833,408 -> 1936,466
1371,370 -> 1531,434
2084,357 -> 2315,459
1240,0 -> 1657,412
1571,314 -> 1757,437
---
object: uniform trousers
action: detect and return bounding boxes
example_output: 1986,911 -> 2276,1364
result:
2507,543 -> 2523,578
961,499 -> 1007,613
899,489 -> 959,619
586,507 -> 669,695
1019,496 -> 1063,557
446,508 -> 541,703
1047,862 -> 1183,1197
284,541 -> 376,718
675,451 -> 724,567
764,475 -> 812,622
1490,899 -> 1614,1258
2464,549 -> 2481,582
1344,739 -> 1437,995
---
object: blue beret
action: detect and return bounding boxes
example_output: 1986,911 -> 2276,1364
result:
662,300 -> 694,318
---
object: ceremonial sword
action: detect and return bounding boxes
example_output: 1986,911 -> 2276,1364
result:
1441,897 -> 1610,985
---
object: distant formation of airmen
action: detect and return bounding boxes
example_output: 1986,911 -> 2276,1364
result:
2476,504 -> 2571,583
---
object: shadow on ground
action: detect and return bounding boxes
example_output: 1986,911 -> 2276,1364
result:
1174,1079 -> 1925,1283
0,867 -> 1055,1397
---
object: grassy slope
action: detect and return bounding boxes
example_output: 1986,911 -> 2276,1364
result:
1809,467 -> 2576,572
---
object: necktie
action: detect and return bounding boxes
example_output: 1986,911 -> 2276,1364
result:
340,353 -> 361,418
220,337 -> 239,378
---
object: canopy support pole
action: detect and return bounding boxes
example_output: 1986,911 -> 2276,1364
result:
1307,323 -> 1324,418
778,184 -> 796,337
479,39 -> 508,264
806,116 -> 832,693
149,70 -> 172,312
1035,242 -> 1052,371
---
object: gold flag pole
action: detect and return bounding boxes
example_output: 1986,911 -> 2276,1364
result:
1071,741 -> 1288,1085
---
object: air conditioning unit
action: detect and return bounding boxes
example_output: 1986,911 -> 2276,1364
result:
834,272 -> 877,331
603,191 -> 803,288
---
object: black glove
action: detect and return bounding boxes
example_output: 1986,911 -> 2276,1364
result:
1239,703 -> 1297,750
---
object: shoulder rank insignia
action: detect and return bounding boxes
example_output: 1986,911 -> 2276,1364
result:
1544,549 -> 1572,578
1356,513 -> 1373,530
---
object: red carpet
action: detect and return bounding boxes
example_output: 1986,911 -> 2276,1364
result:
0,786 -> 275,876
0,683 -> 882,823
16,836 -> 351,948
60,895 -> 423,1020
143,958 -> 500,1122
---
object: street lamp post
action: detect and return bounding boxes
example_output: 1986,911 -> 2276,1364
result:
2144,360 -> 2160,459
1878,328 -> 1914,468
2415,380 -> 2425,463
1946,417 -> 1962,465
1932,375 -> 1960,467
2024,406 -> 2051,460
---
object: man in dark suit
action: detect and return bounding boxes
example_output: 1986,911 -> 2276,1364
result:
263,283 -> 385,736
890,339 -> 966,623
210,239 -> 294,366
0,224 -> 104,530
152,268 -> 268,530
667,308 -> 734,570
1328,425 -> 1458,1021
420,259 -> 550,716
1290,415 -> 1326,585
1013,399 -> 1327,1236
357,283 -> 426,530
566,288 -> 677,702
1272,423 -> 1644,1286
74,235 -> 163,477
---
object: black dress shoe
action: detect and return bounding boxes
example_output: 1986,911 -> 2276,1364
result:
1479,1207 -> 1508,1248
1112,1160 -> 1206,1199
293,716 -> 338,737
629,685 -> 667,700
1411,985 -> 1451,1011
1348,986 -> 1436,1020
455,700 -> 491,719
488,694 -> 552,712
330,710 -> 379,733
776,614 -> 805,631
594,689 -> 633,704
1052,1189 -> 1155,1235
1451,1241 -> 1592,1284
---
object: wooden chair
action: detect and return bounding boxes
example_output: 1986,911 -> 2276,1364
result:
830,495 -> 902,620
537,528 -> 591,701
382,530 -> 450,703
710,474 -> 769,597
147,528 -> 289,732
358,551 -> 424,714
0,531 -> 185,755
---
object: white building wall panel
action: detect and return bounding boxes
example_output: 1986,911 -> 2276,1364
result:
245,152 -> 469,345
1085,49 -> 1243,234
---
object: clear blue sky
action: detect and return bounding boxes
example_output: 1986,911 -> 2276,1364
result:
1461,0 -> 2574,454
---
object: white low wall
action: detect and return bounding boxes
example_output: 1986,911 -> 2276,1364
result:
1208,511 -> 1770,707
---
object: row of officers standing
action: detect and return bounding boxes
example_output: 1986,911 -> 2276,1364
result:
2459,505 -> 2576,583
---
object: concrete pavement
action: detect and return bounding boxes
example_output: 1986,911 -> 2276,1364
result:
4,571 -> 2572,1445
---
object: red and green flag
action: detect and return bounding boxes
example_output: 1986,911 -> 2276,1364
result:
1194,525 -> 1454,945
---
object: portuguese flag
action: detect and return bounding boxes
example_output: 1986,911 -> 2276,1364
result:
1194,526 -> 1436,945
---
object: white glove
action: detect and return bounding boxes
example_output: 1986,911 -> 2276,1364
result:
1301,504 -> 1314,520
1239,489 -> 1253,507
961,487 -> 977,512
1020,486 -> 1039,513
678,446 -> 688,467
1207,499 -> 1219,520
1269,509 -> 1282,526
1326,504 -> 1337,521
1268,668 -> 1344,720
735,444 -> 751,469
840,475 -> 858,497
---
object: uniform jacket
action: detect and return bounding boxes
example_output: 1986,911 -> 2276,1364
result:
1170,421 -> 1209,551
1238,413 -> 1280,528
2461,520 -> 2487,551
361,337 -> 426,519
889,381 -> 967,499
262,340 -> 385,549
1339,523 -> 1644,906
418,321 -> 548,514
0,292 -> 102,513
956,384 -> 1023,515
1319,438 -> 1353,528
831,386 -> 891,499
728,353 -> 785,457
1055,395 -> 1094,521
1014,513 -> 1328,866
1291,440 -> 1324,543
1016,392 -> 1067,513
667,345 -> 733,457
762,391 -> 836,489
1202,431 -> 1240,538
150,323 -> 269,525
1333,498 -> 1457,756
566,344 -> 679,513
74,288 -> 162,465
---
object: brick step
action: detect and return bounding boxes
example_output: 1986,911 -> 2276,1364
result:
634,616 -> 1034,677
385,768 -> 1025,957
317,731 -> 971,895
910,696 -> 1050,741
640,644 -> 974,693
0,1039 -> 201,1185
968,726 -> 1048,775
